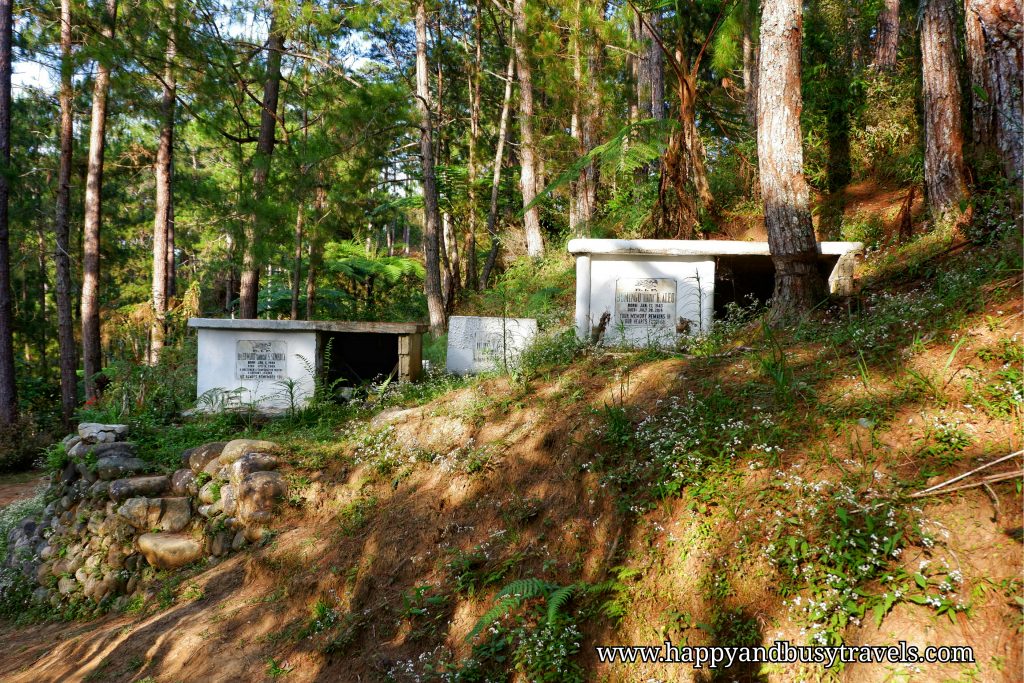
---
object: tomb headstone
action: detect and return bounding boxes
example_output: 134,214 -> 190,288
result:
446,316 -> 539,375
188,319 -> 427,413
568,239 -> 863,348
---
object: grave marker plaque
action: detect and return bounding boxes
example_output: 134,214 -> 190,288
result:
235,340 -> 288,381
615,278 -> 676,327
446,316 -> 538,375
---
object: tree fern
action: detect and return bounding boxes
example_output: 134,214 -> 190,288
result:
524,118 -> 676,215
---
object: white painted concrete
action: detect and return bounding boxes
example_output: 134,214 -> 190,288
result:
568,239 -> 863,345
194,327 -> 316,412
586,256 -> 715,346
446,316 -> 539,374
568,238 -> 863,257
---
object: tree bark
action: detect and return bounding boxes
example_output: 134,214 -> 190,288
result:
415,0 -> 447,334
0,0 -> 15,424
239,2 -> 284,319
305,185 -> 325,320
150,0 -> 176,365
464,0 -> 481,291
480,49 -> 515,290
55,0 -> 77,424
512,0 -> 544,257
81,0 -> 117,402
969,0 -> 1023,184
758,0 -> 825,323
872,0 -> 900,69
742,3 -> 758,130
290,203 -> 303,320
920,0 -> 969,214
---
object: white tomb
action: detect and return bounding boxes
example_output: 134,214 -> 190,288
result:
446,316 -> 539,374
188,318 -> 426,411
568,239 -> 863,346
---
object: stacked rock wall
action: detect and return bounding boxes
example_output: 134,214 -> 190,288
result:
4,424 -> 288,610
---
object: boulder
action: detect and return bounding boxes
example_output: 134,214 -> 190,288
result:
159,498 -> 192,533
96,455 -> 148,481
117,498 -> 162,530
57,576 -> 77,596
236,471 -> 287,525
76,462 -> 98,484
70,441 -> 137,462
88,480 -> 111,500
198,480 -> 219,505
221,484 -> 237,516
137,533 -> 203,570
208,531 -> 230,557
60,461 -> 80,486
61,434 -> 81,449
201,455 -> 228,478
78,423 -> 128,444
219,439 -> 280,466
117,497 -> 191,533
228,453 -> 280,487
106,545 -> 127,570
185,442 -> 228,474
109,476 -> 169,502
171,469 -> 197,496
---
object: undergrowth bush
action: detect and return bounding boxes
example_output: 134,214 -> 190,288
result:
594,390 -> 784,513
0,487 -> 46,621
762,470 -> 965,646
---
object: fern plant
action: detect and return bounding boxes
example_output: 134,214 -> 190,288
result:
466,578 -> 583,642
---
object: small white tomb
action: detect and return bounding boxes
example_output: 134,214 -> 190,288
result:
446,316 -> 539,375
188,318 -> 426,411
568,239 -> 862,346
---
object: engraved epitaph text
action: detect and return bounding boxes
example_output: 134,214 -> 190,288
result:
236,340 -> 288,380
614,278 -> 676,327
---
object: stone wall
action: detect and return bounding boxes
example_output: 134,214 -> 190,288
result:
4,424 -> 288,611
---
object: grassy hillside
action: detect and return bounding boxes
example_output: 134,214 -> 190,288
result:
0,226 -> 1021,682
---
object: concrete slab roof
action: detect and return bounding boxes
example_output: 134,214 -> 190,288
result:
567,239 -> 864,258
187,318 -> 428,335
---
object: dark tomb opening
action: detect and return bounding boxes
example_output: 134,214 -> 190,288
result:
319,331 -> 401,387
713,254 -> 841,316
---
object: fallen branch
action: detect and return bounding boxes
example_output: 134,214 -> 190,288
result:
910,450 -> 1023,498
910,468 -> 1023,498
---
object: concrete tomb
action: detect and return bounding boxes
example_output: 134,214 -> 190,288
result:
188,318 -> 426,411
568,239 -> 863,347
446,316 -> 539,375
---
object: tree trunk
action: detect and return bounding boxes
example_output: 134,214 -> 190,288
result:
969,0 -> 1023,184
464,0 -> 481,291
239,3 -> 284,319
872,0 -> 900,69
150,0 -> 176,365
920,0 -> 968,214
55,0 -> 77,425
290,203 -> 303,320
305,185 -> 325,320
758,0 -> 825,323
742,4 -> 758,130
652,62 -> 710,238
81,0 -> 117,402
480,49 -> 514,290
964,0 -> 993,154
0,0 -> 15,424
512,0 -> 544,257
415,0 -> 447,334
648,11 -> 664,121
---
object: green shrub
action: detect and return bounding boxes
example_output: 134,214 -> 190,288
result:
0,415 -> 48,472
